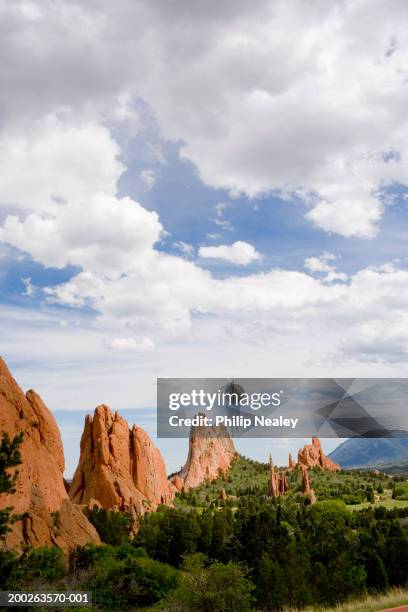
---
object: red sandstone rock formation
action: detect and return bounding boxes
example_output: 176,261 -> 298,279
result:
288,452 -> 296,470
297,437 -> 340,472
69,405 -> 175,520
0,357 -> 100,553
171,420 -> 237,491
301,465 -> 316,504
268,455 -> 289,497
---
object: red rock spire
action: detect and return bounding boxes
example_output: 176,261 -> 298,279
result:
69,405 -> 176,520
171,420 -> 237,492
0,357 -> 100,553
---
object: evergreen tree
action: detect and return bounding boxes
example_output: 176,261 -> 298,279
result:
0,432 -> 23,538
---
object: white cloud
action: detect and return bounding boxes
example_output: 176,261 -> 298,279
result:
1,193 -> 162,276
306,198 -> 383,239
304,252 -> 336,274
199,241 -> 262,265
0,115 -> 122,213
21,277 -> 36,297
0,112 -> 405,365
1,0 -> 408,380
304,252 -> 348,282
104,336 -> 155,351
212,201 -> 234,231
2,1 -> 408,237
172,241 -> 195,258
0,116 -> 162,277
140,168 -> 156,190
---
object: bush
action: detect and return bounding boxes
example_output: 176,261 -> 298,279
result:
0,549 -> 18,589
72,543 -> 179,609
86,507 -> 133,544
17,547 -> 65,583
163,553 -> 255,612
392,482 -> 408,500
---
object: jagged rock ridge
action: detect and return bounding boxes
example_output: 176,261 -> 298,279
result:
297,437 -> 340,472
0,357 -> 100,553
69,405 -> 175,522
171,420 -> 237,491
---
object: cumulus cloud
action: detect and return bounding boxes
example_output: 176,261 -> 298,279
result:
104,336 -> 155,351
1,0 -> 408,374
304,252 -> 348,282
21,277 -> 36,297
0,116 -> 162,276
3,1 -> 408,236
0,114 -> 406,365
0,116 -> 122,212
199,241 -> 262,265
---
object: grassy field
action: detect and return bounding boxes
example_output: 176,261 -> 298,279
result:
174,455 -> 408,512
345,489 -> 408,512
285,587 -> 408,611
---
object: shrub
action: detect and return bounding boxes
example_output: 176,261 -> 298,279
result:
163,553 -> 255,612
86,507 -> 133,545
78,543 -> 179,608
18,547 -> 65,583
392,482 -> 408,500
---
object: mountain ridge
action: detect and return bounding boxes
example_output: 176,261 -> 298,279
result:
329,437 -> 408,468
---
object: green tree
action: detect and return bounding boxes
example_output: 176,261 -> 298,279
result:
256,552 -> 287,609
164,553 -> 254,612
86,507 -> 132,545
366,487 -> 375,503
17,547 -> 65,583
0,432 -> 23,538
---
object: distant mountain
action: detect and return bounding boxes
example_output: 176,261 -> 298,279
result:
329,438 -> 408,468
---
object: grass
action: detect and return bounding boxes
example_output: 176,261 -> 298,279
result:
283,587 -> 408,611
174,454 -> 407,513
346,489 -> 408,512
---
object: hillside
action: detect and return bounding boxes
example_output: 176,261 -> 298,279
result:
173,455 -> 408,512
329,438 -> 408,468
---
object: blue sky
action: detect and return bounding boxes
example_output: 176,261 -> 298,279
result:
1,0 -> 408,475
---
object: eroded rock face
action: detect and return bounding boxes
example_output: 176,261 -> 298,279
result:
172,422 -> 237,491
0,357 -> 100,553
288,452 -> 296,470
297,437 -> 340,472
131,425 -> 175,505
268,455 -> 289,497
301,466 -> 317,504
69,405 -> 175,517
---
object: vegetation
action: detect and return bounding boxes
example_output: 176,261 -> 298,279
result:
290,587 -> 408,611
392,481 -> 408,500
1,454 -> 408,610
0,432 -> 23,538
86,507 -> 134,545
174,455 -> 408,512
162,553 -> 254,611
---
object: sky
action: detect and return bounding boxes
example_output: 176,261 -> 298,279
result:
1,0 -> 408,475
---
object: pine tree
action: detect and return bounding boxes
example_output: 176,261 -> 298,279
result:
0,432 -> 23,538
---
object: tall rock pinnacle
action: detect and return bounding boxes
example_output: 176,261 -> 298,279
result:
69,405 -> 175,518
268,454 -> 289,497
171,419 -> 237,491
301,465 -> 317,504
0,357 -> 100,553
